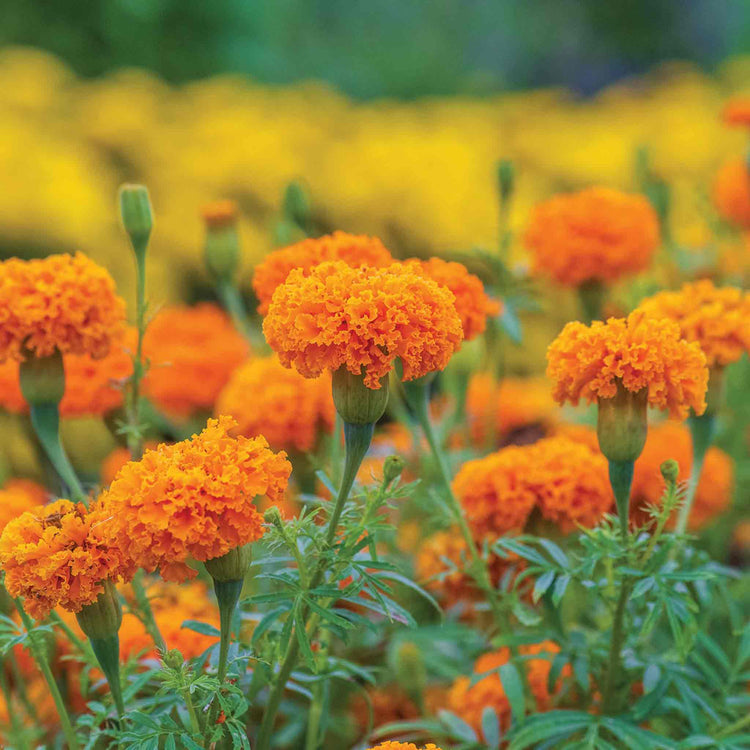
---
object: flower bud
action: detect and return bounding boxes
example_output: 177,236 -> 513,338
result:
75,580 -> 122,640
660,459 -> 679,485
383,455 -> 405,485
263,506 -> 285,530
163,649 -> 185,670
19,349 -> 65,405
597,380 -> 648,463
204,543 -> 253,583
118,184 -> 153,254
203,200 -> 241,284
332,367 -> 389,426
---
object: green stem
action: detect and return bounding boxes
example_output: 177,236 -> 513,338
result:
131,571 -> 166,652
608,460 -> 635,541
214,579 -> 243,685
14,600 -> 80,750
181,684 -> 203,739
89,634 -> 125,716
715,710 -> 750,739
127,243 -> 148,461
255,422 -> 373,750
29,403 -> 87,505
674,412 -> 715,537
577,280 -> 606,325
304,631 -> 329,750
217,279 -> 261,349
50,611 -> 90,655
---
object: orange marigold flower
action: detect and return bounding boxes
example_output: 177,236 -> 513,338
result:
143,303 -> 249,418
527,437 -> 613,532
0,329 -> 134,417
202,199 -> 239,229
404,257 -> 501,341
0,478 -> 48,534
637,280 -> 750,368
252,231 -> 394,314
630,421 -> 734,530
0,253 -> 127,362
452,447 -> 537,539
712,157 -> 750,229
98,416 -> 291,582
0,499 -> 133,620
546,311 -> 708,420
366,744 -> 443,750
449,641 -> 567,734
100,442 -> 160,486
215,355 -> 335,453
722,96 -> 750,128
264,261 -> 463,389
465,373 -> 557,447
524,187 -> 659,286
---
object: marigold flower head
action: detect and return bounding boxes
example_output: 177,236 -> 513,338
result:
527,437 -> 613,532
252,231 -> 394,314
465,373 -> 557,447
630,421 -> 734,530
98,416 -> 291,582
722,96 -> 750,128
0,499 -> 133,620
524,187 -> 659,286
264,261 -> 463,389
0,329 -> 134,417
404,257 -> 501,341
546,311 -> 708,419
452,447 -> 537,539
202,199 -> 239,229
215,355 -> 334,453
0,478 -> 48,534
0,253 -> 127,362
449,641 -> 566,733
143,303 -> 249,418
637,280 -> 750,368
712,157 -> 750,229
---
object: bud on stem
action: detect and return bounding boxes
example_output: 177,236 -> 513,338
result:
332,367 -> 389,425
119,184 -> 153,259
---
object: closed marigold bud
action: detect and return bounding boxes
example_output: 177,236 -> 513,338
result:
75,580 -> 122,640
660,459 -> 680,485
332,366 -> 390,425
119,184 -> 153,253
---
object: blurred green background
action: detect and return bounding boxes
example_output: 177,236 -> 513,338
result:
2,0 -> 749,98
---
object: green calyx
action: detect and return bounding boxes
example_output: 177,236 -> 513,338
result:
19,349 -> 65,405
204,543 -> 253,583
332,366 -> 389,425
597,380 -> 648,463
75,581 -> 123,640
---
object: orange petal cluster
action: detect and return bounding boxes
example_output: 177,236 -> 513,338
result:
215,355 -> 335,453
0,253 -> 127,361
637,280 -> 750,368
0,499 -> 133,620
0,329 -> 134,417
0,478 -> 48,534
630,421 -> 734,530
263,261 -> 463,389
367,744 -> 443,750
404,257 -> 501,341
448,641 -> 567,733
546,311 -> 708,419
142,303 -> 249,418
721,96 -> 750,128
712,157 -> 750,229
524,187 -> 659,286
252,231 -> 394,314
465,373 -> 557,447
202,199 -> 239,229
98,416 -> 291,582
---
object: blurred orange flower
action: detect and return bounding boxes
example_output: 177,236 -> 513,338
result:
712,157 -> 750,229
0,478 -> 48,534
100,441 -> 159,485
721,96 -> 750,128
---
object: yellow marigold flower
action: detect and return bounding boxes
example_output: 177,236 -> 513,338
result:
0,253 -> 126,361
252,231 -> 394,314
0,499 -> 132,620
215,355 -> 335,453
712,157 -> 750,229
143,303 -> 249,418
201,199 -> 239,229
448,641 -> 567,734
630,421 -> 734,530
0,328 -> 134,417
465,373 -> 557,447
546,311 -> 708,420
637,280 -> 750,368
263,261 -> 463,390
98,416 -> 291,582
528,436 -> 613,532
524,187 -> 659,286
722,96 -> 750,128
366,744 -> 443,750
404,257 -> 501,341
0,478 -> 48,534
452,447 -> 537,539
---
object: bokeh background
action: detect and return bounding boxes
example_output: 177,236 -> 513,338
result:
0,1 -> 748,521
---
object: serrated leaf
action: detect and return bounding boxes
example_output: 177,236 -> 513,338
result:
181,620 -> 220,637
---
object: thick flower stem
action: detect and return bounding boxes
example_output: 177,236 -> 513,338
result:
29,403 -> 87,506
674,412 -> 715,538
14,600 -> 81,750
213,579 -> 243,685
608,460 -> 635,540
578,279 -> 606,324
89,634 -> 125,717
217,279 -> 261,349
255,421 -> 373,750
